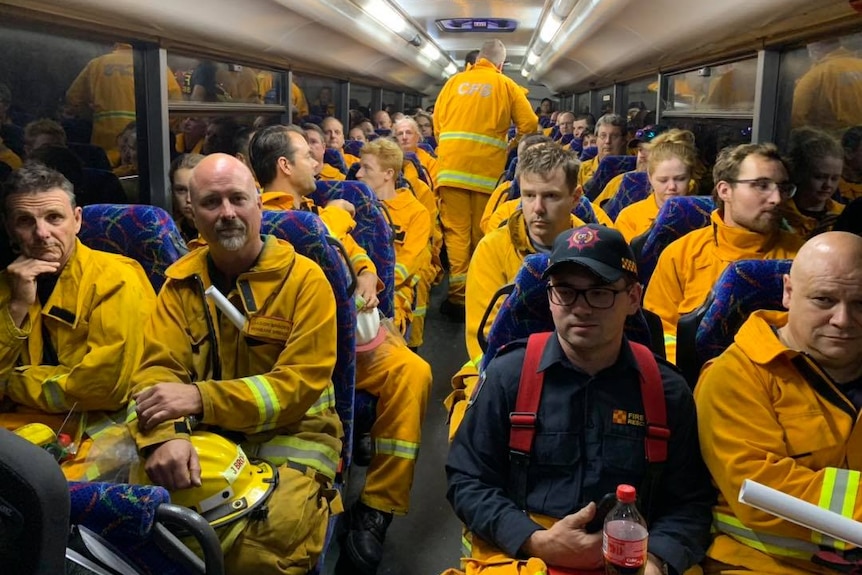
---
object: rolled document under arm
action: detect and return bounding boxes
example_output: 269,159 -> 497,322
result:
204,285 -> 246,331
739,479 -> 862,547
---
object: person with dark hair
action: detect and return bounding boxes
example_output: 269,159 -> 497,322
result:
833,196 -> 862,235
840,125 -> 862,202
202,117 -> 241,156
27,146 -> 85,203
0,162 -> 155,477
169,153 -> 205,243
464,49 -> 480,70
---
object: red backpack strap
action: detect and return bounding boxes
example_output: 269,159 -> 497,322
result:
629,341 -> 670,463
508,331 -> 553,509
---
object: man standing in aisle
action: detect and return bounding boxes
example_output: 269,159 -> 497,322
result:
433,38 -> 538,319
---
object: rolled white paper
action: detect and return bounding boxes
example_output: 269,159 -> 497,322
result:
204,285 -> 246,331
739,479 -> 862,547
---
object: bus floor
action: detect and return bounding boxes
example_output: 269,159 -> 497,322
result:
325,278 -> 467,575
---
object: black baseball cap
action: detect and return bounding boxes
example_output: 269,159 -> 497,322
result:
543,225 -> 638,283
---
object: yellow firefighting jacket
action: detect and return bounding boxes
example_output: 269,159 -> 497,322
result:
695,310 -> 862,574
615,195 -> 660,243
434,58 -> 537,193
0,240 -> 155,432
128,236 -> 342,480
643,210 -> 803,364
781,197 -> 845,240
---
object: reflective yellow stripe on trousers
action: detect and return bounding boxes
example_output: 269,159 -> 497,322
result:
713,512 -> 819,560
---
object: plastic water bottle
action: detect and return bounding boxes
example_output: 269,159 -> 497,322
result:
603,484 -> 648,575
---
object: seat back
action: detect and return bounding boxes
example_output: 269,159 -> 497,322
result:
0,428 -> 69,575
539,116 -> 552,129
261,210 -> 357,465
323,148 -> 348,175
584,155 -> 637,201
343,140 -> 364,158
638,196 -> 714,286
68,142 -> 112,171
603,171 -> 651,220
417,141 -> 436,156
481,253 -> 656,372
81,168 -> 128,205
676,259 -> 791,386
568,136 -> 583,154
503,156 -> 518,183
310,179 -> 396,318
79,204 -> 188,292
579,145 -> 597,162
574,196 -> 600,224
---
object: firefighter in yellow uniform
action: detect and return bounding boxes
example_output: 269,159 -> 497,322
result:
66,43 -> 182,154
644,143 -> 804,364
485,195 -> 613,235
782,127 -> 845,240
249,126 -> 433,574
434,39 -> 538,314
576,114 -> 628,191
791,40 -> 862,134
128,154 -> 342,575
447,144 -> 585,439
321,117 -> 361,169
695,232 -> 862,575
0,164 -> 155,478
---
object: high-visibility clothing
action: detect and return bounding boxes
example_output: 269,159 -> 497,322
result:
839,177 -> 862,203
0,147 -> 22,170
129,236 -> 342,478
319,163 -> 346,181
356,335 -> 432,514
577,156 -> 599,188
781,197 -> 845,240
0,240 -> 154,435
643,210 -> 803,364
695,310 -> 862,574
66,44 -> 182,151
415,147 -> 438,186
485,198 -> 614,235
445,211 -> 586,440
434,58 -> 537,194
593,171 -> 627,210
175,132 -> 204,155
615,195 -> 660,243
439,186 -> 492,305
403,160 -> 443,266
292,84 -> 310,117
480,180 -> 513,235
791,48 -> 862,133
382,188 -> 432,336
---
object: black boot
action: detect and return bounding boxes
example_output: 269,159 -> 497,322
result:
343,502 -> 393,574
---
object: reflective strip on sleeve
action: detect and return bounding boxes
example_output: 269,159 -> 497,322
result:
255,435 -> 339,480
304,383 -> 336,416
413,305 -> 427,318
42,376 -> 68,412
813,468 -> 861,550
241,375 -> 281,433
125,399 -> 138,423
663,334 -> 677,347
373,437 -> 420,460
394,263 -> 410,284
713,512 -> 819,559
448,273 -> 467,287
439,131 -> 507,150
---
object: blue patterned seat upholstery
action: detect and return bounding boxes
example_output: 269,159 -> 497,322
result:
584,155 -> 637,201
603,171 -> 651,220
675,259 -> 791,386
343,140 -> 364,158
568,136 -> 583,155
481,253 -> 656,372
574,196 -> 600,225
323,148 -> 348,175
310,179 -> 396,319
68,481 -> 223,575
261,210 -> 356,466
503,156 -> 518,183
579,145 -> 597,162
638,196 -> 714,286
539,116 -> 552,129
78,204 -> 188,292
417,141 -> 437,155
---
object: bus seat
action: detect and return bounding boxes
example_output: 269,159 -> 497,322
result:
579,145 -> 597,162
68,142 -> 112,171
584,155 -> 637,201
637,196 -> 714,286
0,427 -> 69,575
374,129 -> 391,137
324,148 -> 348,175
78,204 -> 188,292
261,209 -> 357,468
538,116 -> 552,129
81,168 -> 128,205
676,259 -> 791,388
559,133 -> 574,147
568,137 -> 583,155
417,141 -> 436,157
68,481 -> 224,575
311,179 -> 396,319
504,156 -> 518,183
603,171 -> 651,220
574,196 -> 600,224
479,253 -> 656,373
343,140 -> 364,158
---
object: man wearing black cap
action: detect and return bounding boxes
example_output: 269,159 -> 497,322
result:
446,225 -> 713,575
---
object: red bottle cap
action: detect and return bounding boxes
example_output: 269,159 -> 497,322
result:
616,484 -> 637,503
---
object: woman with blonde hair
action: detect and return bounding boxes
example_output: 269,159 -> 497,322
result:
615,129 -> 698,242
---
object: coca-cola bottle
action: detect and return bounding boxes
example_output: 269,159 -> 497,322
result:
602,484 -> 648,575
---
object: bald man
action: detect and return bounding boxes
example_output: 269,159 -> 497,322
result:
695,232 -> 862,575
128,153 -> 343,574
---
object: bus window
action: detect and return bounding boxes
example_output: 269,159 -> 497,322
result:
575,92 -> 590,115
623,77 -> 656,129
661,59 -> 757,114
777,31 -> 862,147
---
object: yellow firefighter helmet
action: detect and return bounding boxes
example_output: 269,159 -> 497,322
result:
132,431 -> 277,528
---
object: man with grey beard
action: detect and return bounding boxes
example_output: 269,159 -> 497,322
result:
128,153 -> 343,573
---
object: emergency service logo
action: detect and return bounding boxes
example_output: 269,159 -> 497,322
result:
567,227 -> 600,251
612,409 -> 645,427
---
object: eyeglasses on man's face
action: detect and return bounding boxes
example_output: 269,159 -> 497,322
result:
547,284 -> 628,309
726,178 -> 796,198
